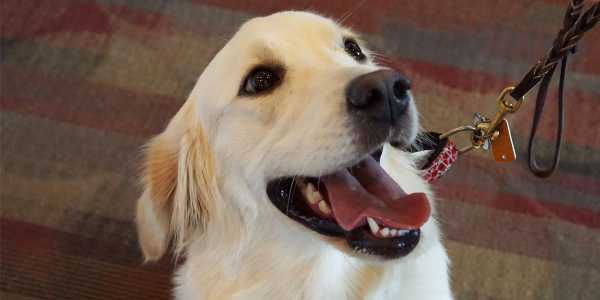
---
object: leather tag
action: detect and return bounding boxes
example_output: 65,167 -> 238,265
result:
491,119 -> 516,162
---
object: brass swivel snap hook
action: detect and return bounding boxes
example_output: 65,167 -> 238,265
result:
440,87 -> 524,161
476,87 -> 524,138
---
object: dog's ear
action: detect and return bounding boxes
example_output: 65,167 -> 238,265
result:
136,104 -> 217,261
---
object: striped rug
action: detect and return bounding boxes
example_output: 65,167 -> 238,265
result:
1,1 -> 599,299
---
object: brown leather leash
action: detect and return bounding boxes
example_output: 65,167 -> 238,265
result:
421,0 -> 599,180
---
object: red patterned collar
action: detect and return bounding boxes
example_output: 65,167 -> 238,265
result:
411,132 -> 459,183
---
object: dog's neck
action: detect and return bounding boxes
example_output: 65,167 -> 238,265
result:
177,234 -> 395,300
171,172 -> 391,299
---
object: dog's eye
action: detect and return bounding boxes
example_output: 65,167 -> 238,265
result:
241,67 -> 283,96
344,39 -> 366,62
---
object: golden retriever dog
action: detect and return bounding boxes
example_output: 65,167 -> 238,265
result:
136,11 -> 452,300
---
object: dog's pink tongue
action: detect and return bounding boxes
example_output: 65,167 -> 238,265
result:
321,156 -> 430,231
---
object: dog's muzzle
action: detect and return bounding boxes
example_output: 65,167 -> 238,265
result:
266,70 -> 426,260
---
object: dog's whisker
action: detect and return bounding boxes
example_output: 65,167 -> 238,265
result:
317,175 -> 322,188
336,11 -> 353,26
335,0 -> 368,26
286,175 -> 297,215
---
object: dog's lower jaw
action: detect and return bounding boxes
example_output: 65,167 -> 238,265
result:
173,195 -> 451,298
173,229 -> 452,300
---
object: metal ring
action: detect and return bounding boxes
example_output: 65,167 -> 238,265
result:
498,86 -> 524,113
440,125 -> 477,139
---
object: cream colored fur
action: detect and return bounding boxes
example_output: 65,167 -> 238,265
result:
136,11 -> 452,300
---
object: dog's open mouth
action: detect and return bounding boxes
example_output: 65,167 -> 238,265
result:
266,151 -> 430,259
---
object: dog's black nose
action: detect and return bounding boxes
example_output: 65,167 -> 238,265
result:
346,70 -> 411,125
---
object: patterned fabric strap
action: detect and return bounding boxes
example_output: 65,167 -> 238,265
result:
421,138 -> 459,183
410,132 -> 459,183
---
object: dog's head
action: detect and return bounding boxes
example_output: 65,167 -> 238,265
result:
137,11 -> 431,262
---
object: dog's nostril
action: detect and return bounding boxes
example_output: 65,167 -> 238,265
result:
392,79 -> 410,100
391,79 -> 410,114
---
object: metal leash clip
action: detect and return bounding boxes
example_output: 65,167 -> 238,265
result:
441,87 -> 524,162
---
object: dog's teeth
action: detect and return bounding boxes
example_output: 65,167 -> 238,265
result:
305,183 -> 320,204
367,217 -> 379,235
381,227 -> 390,237
390,229 -> 397,236
397,229 -> 409,236
313,190 -> 323,202
307,194 -> 319,205
318,200 -> 331,215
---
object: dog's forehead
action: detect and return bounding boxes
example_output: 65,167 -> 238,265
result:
245,11 -> 341,37
236,11 -> 351,51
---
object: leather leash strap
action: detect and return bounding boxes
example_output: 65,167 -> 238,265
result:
510,0 -> 599,177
